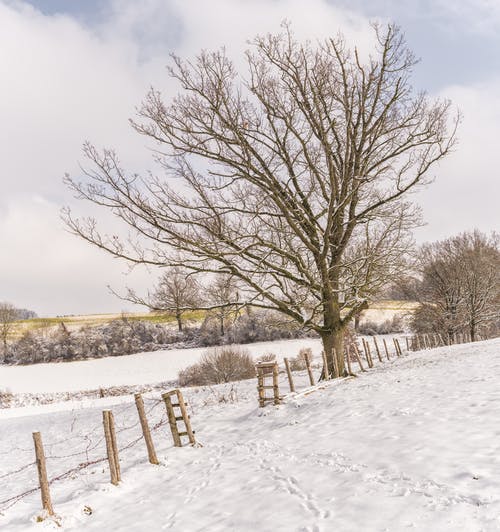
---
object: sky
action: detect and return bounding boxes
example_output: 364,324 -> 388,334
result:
0,0 -> 499,317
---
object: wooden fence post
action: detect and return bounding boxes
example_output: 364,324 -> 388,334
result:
383,338 -> 390,360
305,352 -> 315,386
134,394 -> 159,465
405,337 -> 410,351
103,410 -> 121,485
32,432 -> 54,517
392,338 -> 400,357
361,340 -> 372,368
394,338 -> 402,357
284,357 -> 295,392
352,344 -> 365,372
373,337 -> 383,363
321,350 -> 330,380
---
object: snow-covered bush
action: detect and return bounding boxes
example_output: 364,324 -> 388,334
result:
179,346 -> 255,386
289,349 -> 310,371
358,314 -> 405,336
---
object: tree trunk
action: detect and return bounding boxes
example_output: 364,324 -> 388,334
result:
320,330 -> 345,379
470,321 -> 476,342
176,313 -> 183,332
220,316 -> 225,336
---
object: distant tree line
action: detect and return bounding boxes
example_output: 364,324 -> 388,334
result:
2,309 -> 312,365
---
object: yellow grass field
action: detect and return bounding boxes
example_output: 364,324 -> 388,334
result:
9,300 -> 419,341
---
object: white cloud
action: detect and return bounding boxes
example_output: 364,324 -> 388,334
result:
414,79 -> 500,242
0,0 -> 373,315
0,0 -> 498,315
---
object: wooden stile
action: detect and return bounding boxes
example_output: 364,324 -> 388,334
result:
284,357 -> 295,392
134,394 -> 159,465
32,432 -> 54,516
162,389 -> 196,446
256,362 -> 281,407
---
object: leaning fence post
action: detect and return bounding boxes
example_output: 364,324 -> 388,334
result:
405,337 -> 410,351
305,352 -> 315,386
103,410 -> 120,485
362,339 -> 372,368
394,338 -> 403,357
373,337 -> 383,363
383,338 -> 390,360
352,344 -> 365,372
134,393 -> 159,465
32,432 -> 54,517
392,338 -> 400,357
284,357 -> 295,392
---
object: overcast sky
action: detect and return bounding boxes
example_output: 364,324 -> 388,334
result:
0,0 -> 499,316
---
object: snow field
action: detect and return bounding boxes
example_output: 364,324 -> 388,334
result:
1,338 -> 500,531
0,337 -> 324,394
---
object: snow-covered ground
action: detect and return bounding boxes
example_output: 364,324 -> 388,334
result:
1,338 -> 499,531
1,337 -> 324,394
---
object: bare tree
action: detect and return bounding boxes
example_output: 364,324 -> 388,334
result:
130,267 -> 201,331
206,274 -> 240,336
0,302 -> 19,361
413,230 -> 499,341
64,24 -> 458,376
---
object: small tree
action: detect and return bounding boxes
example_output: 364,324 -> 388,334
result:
125,267 -> 201,331
206,274 -> 239,336
0,302 -> 19,361
64,24 -> 458,376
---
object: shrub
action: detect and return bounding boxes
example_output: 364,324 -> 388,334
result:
289,348 -> 311,371
256,353 -> 276,363
358,314 -> 405,336
178,346 -> 255,386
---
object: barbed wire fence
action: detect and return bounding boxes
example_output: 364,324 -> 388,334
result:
0,396 -> 168,515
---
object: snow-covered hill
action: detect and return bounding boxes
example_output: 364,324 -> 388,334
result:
1,338 -> 499,531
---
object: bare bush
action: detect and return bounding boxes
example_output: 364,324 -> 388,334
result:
178,346 -> 255,386
256,353 -> 276,363
289,348 -> 311,371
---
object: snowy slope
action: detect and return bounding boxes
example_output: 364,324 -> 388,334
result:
1,338 -> 500,531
